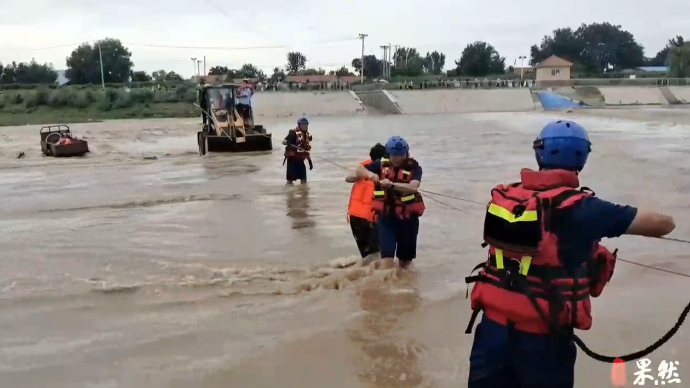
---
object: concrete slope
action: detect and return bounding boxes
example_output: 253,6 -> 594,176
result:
659,86 -> 680,104
668,86 -> 690,103
537,91 -> 581,110
599,87 -> 668,105
389,89 -> 535,114
251,91 -> 365,117
552,86 -> 605,107
354,90 -> 402,114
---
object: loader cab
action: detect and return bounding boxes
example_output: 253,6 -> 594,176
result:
199,84 -> 240,135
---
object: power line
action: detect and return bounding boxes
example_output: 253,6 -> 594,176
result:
1,38 -> 360,53
122,38 -> 359,50
200,0 -> 270,42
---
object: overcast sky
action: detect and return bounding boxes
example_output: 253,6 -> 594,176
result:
0,0 -> 687,78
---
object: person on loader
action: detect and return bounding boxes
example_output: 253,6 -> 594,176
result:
282,117 -> 313,185
237,79 -> 254,123
465,120 -> 675,388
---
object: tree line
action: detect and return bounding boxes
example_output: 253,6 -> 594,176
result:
1,24 -> 688,87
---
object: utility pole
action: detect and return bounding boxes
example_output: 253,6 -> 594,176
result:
97,41 -> 106,91
394,45 -> 400,69
203,56 -> 206,76
380,45 -> 387,78
197,60 -> 202,79
386,42 -> 393,78
358,33 -> 368,84
191,57 -> 197,82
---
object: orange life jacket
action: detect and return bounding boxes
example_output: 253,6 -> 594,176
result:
347,159 -> 376,222
465,168 -> 617,335
371,157 -> 425,219
284,128 -> 311,160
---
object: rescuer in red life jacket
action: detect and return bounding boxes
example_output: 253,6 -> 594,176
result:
466,120 -> 675,388
355,136 -> 425,270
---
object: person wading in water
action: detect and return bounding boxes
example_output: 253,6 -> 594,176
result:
345,143 -> 387,265
282,117 -> 313,185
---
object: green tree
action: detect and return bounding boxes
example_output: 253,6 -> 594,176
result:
424,51 -> 446,75
151,70 -> 168,82
364,55 -> 382,78
578,23 -> 644,72
530,23 -> 645,72
237,63 -> 266,79
302,68 -> 326,75
351,58 -> 362,75
529,28 -> 584,66
391,47 -> 425,76
647,36 -> 685,66
669,42 -> 690,77
270,67 -> 286,83
334,66 -> 353,76
455,41 -> 505,76
0,60 -> 58,84
208,66 -> 230,75
130,70 -> 151,82
65,38 -> 133,84
286,52 -> 307,75
165,71 -> 183,81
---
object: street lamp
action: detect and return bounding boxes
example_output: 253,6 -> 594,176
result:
519,55 -> 527,79
191,57 -> 197,82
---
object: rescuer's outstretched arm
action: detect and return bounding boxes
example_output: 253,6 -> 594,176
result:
625,211 -> 675,238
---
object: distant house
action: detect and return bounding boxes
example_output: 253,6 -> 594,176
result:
198,74 -> 228,85
285,74 -> 338,88
535,55 -> 573,86
55,70 -> 70,86
512,66 -> 535,77
338,75 -> 364,85
636,66 -> 669,73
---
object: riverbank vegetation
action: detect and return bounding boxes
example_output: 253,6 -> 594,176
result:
0,86 -> 197,126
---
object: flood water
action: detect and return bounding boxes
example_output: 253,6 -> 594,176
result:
0,108 -> 689,387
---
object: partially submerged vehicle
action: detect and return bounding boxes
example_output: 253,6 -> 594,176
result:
196,84 -> 272,155
40,124 -> 90,157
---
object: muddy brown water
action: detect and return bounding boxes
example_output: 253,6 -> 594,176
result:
0,109 -> 689,387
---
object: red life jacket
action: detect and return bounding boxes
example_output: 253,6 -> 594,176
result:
465,168 -> 618,335
371,157 -> 425,219
284,128 -> 311,160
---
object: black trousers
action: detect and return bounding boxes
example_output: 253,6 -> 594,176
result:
349,215 -> 380,258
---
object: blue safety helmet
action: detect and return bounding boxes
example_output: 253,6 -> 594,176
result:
297,117 -> 309,125
533,120 -> 591,172
385,136 -> 409,157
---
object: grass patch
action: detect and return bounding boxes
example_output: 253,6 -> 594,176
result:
0,86 -> 199,126
0,103 -> 198,127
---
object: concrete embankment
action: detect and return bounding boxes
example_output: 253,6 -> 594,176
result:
668,86 -> 690,103
535,86 -> 690,109
252,91 -> 365,117
598,86 -> 668,105
356,89 -> 536,114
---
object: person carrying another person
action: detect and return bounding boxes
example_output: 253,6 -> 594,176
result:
464,120 -> 676,388
355,136 -> 425,270
282,117 -> 313,185
236,78 -> 254,123
345,143 -> 388,265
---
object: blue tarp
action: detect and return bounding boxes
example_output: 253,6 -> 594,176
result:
537,91 -> 582,110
